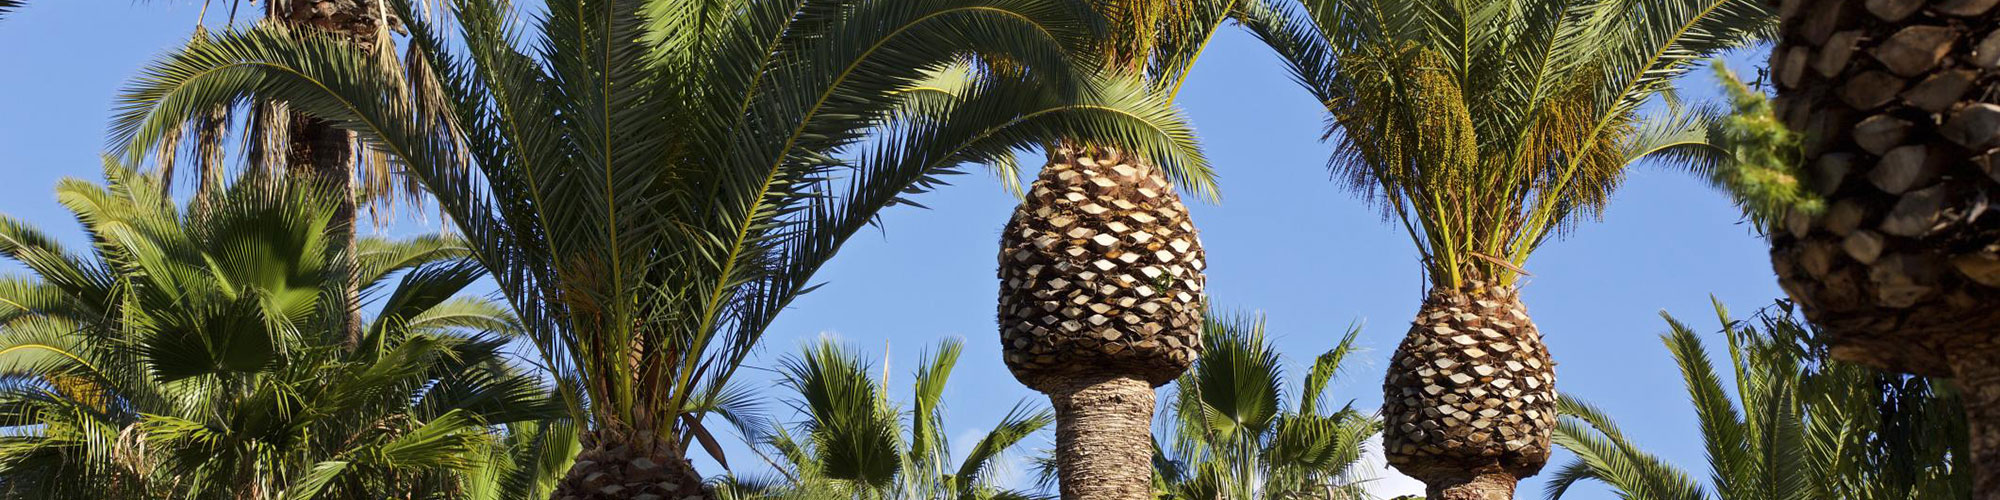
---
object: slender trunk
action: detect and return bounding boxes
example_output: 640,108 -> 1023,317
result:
271,0 -> 379,348
553,425 -> 708,500
1047,374 -> 1155,500
1954,347 -> 2000,500
1424,472 -> 1517,500
288,113 -> 364,347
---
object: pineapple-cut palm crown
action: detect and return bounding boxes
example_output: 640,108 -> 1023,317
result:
1246,0 -> 1774,290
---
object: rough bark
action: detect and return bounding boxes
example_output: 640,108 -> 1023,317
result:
1046,375 -> 1155,500
1425,472 -> 1520,500
1955,347 -> 2000,500
269,0 -> 390,348
1383,285 -> 1555,497
554,426 -> 707,500
1768,0 -> 2000,377
997,145 -> 1206,499
1770,0 -> 2000,495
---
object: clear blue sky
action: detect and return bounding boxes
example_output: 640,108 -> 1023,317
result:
0,3 -> 1780,498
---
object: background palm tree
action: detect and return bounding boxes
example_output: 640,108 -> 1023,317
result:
0,165 -> 560,499
1148,311 -> 1380,500
1246,0 -> 1772,497
993,1 -> 1262,496
718,338 -> 1052,500
109,0 -> 1210,497
1549,300 -> 1969,500
1747,0 -> 2000,494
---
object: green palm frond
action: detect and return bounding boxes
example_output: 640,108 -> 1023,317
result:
113,0 -> 1223,478
1155,307 -> 1378,499
1675,63 -> 1818,228
1246,0 -> 1773,288
1550,301 -> 1967,500
759,337 -> 1050,499
0,164 -> 552,498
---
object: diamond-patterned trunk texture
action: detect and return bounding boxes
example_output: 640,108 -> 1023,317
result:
1767,0 -> 2000,376
554,427 -> 707,500
997,146 -> 1205,500
997,146 -> 1206,390
1768,0 -> 2000,494
1382,286 -> 1555,499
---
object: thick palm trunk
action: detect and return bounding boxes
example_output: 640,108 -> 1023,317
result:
1955,348 -> 2000,499
1766,0 -> 2000,494
1047,374 -> 1156,499
998,146 -> 1206,499
1383,285 -> 1556,500
553,425 -> 707,500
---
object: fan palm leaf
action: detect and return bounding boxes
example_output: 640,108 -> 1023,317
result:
0,164 -> 560,500
1152,310 -> 1378,500
751,338 -> 1053,500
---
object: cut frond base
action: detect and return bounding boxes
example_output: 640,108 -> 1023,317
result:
1382,285 -> 1555,490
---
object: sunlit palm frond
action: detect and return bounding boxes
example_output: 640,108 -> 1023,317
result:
1549,301 -> 1966,500
1155,307 -> 1378,499
1247,0 -> 1772,288
113,0 -> 1219,480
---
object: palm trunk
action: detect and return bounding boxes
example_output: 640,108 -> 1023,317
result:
1765,0 -> 2000,494
553,425 -> 707,500
1046,374 -> 1156,500
272,0 -> 383,348
1425,472 -> 1518,500
1383,285 -> 1556,500
287,111 -> 364,347
1954,348 -> 2000,500
997,146 -> 1206,500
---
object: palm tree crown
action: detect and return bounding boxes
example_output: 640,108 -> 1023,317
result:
0,165 -> 557,499
111,0 -> 1211,494
1250,0 -> 1774,289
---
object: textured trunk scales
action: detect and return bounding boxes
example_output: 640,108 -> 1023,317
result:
1766,0 -> 2000,494
1383,285 -> 1556,500
1955,347 -> 2000,500
998,146 -> 1206,500
555,424 -> 706,500
1047,375 -> 1157,500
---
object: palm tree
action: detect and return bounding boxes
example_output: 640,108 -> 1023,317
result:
1752,0 -> 2000,494
110,0 -> 1210,497
0,165 -> 560,499
720,338 -> 1052,500
1548,300 -> 1969,500
993,1 -> 1259,497
1150,312 -> 1380,500
1246,0 -> 1772,497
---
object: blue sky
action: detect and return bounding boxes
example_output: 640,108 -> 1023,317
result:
0,3 -> 1780,498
